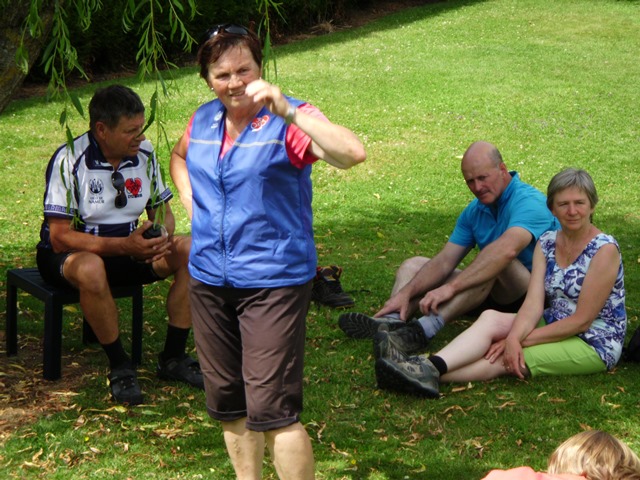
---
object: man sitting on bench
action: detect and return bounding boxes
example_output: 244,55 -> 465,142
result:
36,84 -> 201,405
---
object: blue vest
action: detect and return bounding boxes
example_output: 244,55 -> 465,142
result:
186,98 -> 316,288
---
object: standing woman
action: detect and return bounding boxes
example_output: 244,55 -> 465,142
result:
170,25 -> 365,479
375,168 -> 626,397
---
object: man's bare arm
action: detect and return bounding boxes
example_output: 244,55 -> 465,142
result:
419,227 -> 533,315
446,226 -> 533,295
376,242 -> 470,319
402,242 -> 470,299
48,217 -> 169,262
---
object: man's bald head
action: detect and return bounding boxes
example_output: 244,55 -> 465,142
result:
460,141 -> 511,205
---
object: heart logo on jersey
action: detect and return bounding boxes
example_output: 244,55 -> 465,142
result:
125,178 -> 142,196
251,115 -> 270,131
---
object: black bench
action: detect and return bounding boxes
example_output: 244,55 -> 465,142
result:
5,268 -> 143,380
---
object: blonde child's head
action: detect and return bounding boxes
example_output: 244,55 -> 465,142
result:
548,431 -> 640,480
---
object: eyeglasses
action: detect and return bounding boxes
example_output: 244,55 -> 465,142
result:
203,24 -> 249,42
111,171 -> 127,209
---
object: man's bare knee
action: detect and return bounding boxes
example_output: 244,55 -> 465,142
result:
64,253 -> 108,291
397,256 -> 431,277
155,235 -> 191,277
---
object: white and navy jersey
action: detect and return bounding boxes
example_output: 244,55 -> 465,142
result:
37,131 -> 172,249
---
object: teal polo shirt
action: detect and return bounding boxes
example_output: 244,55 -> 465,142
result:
449,172 -> 558,271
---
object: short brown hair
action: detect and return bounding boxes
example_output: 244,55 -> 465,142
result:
197,25 -> 262,81
546,168 -> 598,211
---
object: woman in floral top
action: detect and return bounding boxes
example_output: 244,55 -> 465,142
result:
373,168 -> 626,397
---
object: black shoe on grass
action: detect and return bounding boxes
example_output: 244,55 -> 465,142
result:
311,265 -> 354,309
109,366 -> 144,405
157,354 -> 204,390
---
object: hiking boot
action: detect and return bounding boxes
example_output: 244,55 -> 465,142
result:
109,366 -> 144,405
157,354 -> 204,390
373,329 -> 407,362
374,341 -> 440,398
338,312 -> 405,339
311,265 -> 355,309
380,321 -> 430,355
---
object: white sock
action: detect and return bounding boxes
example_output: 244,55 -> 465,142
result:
417,314 -> 445,339
380,311 -> 403,322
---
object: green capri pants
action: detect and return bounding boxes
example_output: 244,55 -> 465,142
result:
523,322 -> 606,377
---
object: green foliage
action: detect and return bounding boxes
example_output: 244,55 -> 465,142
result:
2,1 -> 640,478
14,0 -> 203,227
257,0 -> 285,81
20,0 -> 372,82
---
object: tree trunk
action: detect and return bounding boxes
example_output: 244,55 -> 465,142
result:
0,0 -> 55,114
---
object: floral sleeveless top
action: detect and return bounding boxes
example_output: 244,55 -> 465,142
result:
540,230 -> 626,369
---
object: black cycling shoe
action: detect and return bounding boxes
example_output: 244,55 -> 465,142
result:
157,354 -> 204,390
108,366 -> 144,405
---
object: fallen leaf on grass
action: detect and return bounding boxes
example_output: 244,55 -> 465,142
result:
450,382 -> 473,393
153,428 -> 195,440
443,405 -> 468,416
305,420 -> 327,442
600,394 -> 621,408
84,406 -> 128,414
139,409 -> 162,416
330,442 -> 350,457
401,432 -> 424,447
74,415 -> 86,428
50,391 -> 80,397
31,448 -> 43,462
459,438 -> 487,459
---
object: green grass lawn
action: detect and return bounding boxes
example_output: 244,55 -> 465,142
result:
1,0 -> 639,478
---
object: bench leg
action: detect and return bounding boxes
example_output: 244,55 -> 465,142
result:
43,296 -> 63,381
6,281 -> 18,356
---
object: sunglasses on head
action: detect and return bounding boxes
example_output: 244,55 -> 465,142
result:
111,171 -> 127,209
203,24 -> 249,42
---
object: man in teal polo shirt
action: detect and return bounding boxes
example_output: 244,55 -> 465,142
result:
339,141 -> 558,354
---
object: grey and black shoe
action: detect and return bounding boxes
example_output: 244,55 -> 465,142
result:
379,320 -> 430,355
338,312 -> 405,339
374,332 -> 440,398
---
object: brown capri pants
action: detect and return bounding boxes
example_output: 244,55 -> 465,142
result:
189,277 -> 313,432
